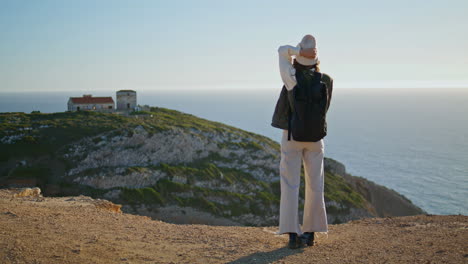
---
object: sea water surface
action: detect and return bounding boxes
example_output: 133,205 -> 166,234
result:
0,88 -> 467,215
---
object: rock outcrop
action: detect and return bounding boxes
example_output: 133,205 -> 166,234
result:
12,187 -> 41,198
325,158 -> 425,218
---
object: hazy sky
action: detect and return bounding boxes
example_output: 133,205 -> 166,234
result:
1,0 -> 467,92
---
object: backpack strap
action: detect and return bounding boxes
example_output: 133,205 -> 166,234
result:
305,70 -> 322,103
288,107 -> 292,141
314,71 -> 323,84
287,85 -> 296,141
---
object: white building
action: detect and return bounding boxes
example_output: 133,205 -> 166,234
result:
116,90 -> 137,111
67,95 -> 115,112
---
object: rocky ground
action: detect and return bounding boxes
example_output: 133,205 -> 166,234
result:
0,188 -> 466,264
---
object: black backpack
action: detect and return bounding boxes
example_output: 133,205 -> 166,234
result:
288,69 -> 328,142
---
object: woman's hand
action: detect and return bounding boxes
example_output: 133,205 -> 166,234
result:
300,48 -> 317,59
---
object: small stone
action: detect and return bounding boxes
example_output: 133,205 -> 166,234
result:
3,211 -> 18,217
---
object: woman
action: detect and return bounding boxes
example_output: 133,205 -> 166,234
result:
271,34 -> 333,249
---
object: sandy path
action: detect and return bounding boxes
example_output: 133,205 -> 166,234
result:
0,189 -> 467,264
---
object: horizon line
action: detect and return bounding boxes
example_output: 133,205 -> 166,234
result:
1,87 -> 468,93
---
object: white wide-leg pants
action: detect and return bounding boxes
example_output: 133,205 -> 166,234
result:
279,130 -> 328,235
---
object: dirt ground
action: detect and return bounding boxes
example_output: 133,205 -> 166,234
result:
0,188 -> 467,264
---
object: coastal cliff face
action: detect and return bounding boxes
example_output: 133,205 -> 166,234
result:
0,109 -> 424,226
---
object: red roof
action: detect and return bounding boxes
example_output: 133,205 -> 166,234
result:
69,96 -> 114,104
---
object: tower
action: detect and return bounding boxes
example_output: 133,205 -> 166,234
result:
116,90 -> 137,111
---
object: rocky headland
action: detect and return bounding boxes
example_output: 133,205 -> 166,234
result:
0,108 -> 424,226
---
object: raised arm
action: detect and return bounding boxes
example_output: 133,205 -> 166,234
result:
278,45 -> 300,91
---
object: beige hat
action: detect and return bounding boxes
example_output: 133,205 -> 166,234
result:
295,34 -> 318,66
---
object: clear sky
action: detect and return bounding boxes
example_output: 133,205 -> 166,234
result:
1,0 -> 467,92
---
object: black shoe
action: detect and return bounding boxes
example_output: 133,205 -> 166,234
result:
300,232 -> 315,246
288,233 -> 301,249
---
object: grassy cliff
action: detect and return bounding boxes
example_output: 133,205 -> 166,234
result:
0,108 -> 421,225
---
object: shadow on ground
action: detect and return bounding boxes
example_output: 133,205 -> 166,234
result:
227,247 -> 303,264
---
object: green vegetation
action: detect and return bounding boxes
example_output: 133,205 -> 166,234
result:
179,197 -> 220,215
113,160 -> 365,220
217,141 -> 264,152
111,157 -> 366,220
113,160 -> 279,219
0,111 -> 128,158
120,187 -> 164,205
324,172 -> 366,209
154,162 -> 259,186
0,107 -> 278,160
156,178 -> 191,193
57,181 -> 108,197
125,166 -> 149,174
148,106 -> 234,133
0,108 -> 369,223
7,166 -> 51,181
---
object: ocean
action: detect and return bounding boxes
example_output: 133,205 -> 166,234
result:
0,88 -> 467,215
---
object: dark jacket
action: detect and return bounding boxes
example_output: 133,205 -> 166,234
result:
271,72 -> 333,130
